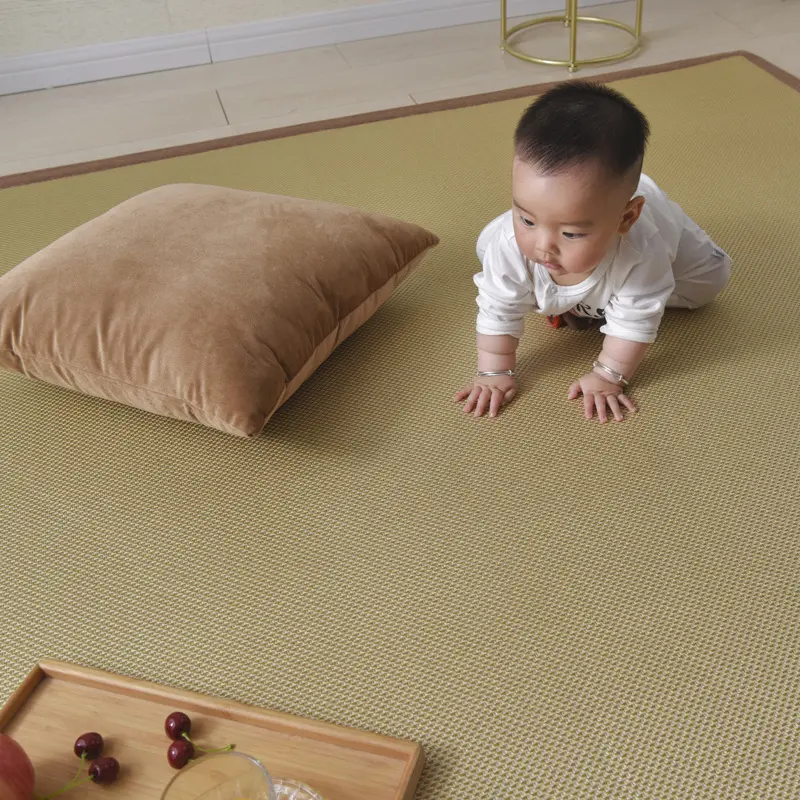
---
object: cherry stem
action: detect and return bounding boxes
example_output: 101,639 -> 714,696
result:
69,754 -> 87,785
181,732 -> 235,754
38,772 -> 91,800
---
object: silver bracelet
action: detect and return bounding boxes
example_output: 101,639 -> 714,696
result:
477,369 -> 516,377
592,360 -> 629,387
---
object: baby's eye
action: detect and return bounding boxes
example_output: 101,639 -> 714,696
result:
563,232 -> 586,240
519,216 -> 535,228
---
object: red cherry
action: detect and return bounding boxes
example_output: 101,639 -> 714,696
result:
167,739 -> 194,769
165,712 -> 192,741
89,756 -> 120,784
74,732 -> 104,760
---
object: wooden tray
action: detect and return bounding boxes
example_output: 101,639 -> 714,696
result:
0,661 -> 424,800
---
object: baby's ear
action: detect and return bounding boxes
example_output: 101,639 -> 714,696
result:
618,195 -> 645,234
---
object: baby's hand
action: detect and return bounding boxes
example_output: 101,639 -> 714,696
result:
568,372 -> 637,423
455,375 -> 517,418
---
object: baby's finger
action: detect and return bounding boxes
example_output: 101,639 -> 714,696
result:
568,382 -> 581,400
463,386 -> 481,414
454,385 -> 473,403
596,394 -> 608,424
474,386 -> 492,417
503,387 -> 517,405
619,394 -> 637,413
583,391 -> 594,420
488,388 -> 504,418
607,394 -> 624,422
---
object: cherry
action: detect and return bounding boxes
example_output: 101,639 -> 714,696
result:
164,711 -> 235,768
74,732 -> 104,760
165,712 -> 192,741
89,756 -> 120,784
167,739 -> 195,769
40,753 -> 120,798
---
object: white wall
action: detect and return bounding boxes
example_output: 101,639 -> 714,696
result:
0,0 -> 386,58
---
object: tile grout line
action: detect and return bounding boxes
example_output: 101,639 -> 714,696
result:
334,44 -> 353,68
205,29 -> 215,65
707,7 -> 755,36
215,90 -> 230,125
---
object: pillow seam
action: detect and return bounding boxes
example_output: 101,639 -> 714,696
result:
0,346 -> 238,428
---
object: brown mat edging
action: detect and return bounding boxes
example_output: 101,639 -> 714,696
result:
1,51 -> 796,190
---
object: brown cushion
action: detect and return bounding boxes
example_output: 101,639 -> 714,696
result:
0,184 -> 438,437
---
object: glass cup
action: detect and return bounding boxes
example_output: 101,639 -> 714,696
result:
160,752 -> 276,800
273,779 -> 324,800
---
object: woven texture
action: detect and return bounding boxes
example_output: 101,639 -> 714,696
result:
1,56 -> 799,799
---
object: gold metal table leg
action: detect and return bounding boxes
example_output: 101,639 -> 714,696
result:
568,0 -> 578,72
501,0 -> 644,73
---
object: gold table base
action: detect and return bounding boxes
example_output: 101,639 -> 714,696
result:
501,0 -> 644,73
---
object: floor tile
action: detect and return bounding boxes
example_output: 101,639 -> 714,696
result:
0,90 -> 227,160
0,125 -> 231,179
712,0 -> 800,34
218,48 -> 508,125
409,68 -> 565,105
746,29 -> 800,77
227,91 -> 416,134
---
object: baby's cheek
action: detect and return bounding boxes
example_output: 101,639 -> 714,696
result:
565,243 -> 593,271
578,241 -> 607,270
513,226 -> 532,254
516,237 -> 536,263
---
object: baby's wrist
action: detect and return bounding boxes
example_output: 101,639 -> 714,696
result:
592,360 -> 629,386
477,369 -> 517,378
477,353 -> 516,373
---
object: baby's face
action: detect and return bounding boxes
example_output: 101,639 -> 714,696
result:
511,157 -> 640,280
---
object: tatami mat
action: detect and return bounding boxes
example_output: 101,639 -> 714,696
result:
1,54 -> 799,798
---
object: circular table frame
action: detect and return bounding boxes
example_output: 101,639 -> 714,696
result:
501,0 -> 644,73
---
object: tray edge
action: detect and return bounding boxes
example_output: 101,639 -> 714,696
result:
37,661 -> 423,765
0,663 -> 46,730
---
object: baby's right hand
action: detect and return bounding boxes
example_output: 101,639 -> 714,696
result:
454,375 -> 518,418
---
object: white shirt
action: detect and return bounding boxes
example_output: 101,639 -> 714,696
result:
474,174 -> 687,344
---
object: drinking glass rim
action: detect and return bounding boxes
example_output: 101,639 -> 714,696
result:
160,751 -> 275,800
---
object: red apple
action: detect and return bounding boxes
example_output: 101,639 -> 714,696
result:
0,734 -> 36,800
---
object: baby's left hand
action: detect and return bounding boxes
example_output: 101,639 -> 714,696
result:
568,372 -> 637,423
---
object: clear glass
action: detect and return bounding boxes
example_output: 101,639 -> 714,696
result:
160,752 -> 276,800
273,779 -> 324,800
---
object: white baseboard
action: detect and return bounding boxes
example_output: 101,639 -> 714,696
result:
0,0 -> 622,96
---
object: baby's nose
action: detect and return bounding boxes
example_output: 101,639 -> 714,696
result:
536,234 -> 559,255
537,246 -> 558,261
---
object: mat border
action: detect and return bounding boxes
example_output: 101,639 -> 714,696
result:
1,51 -> 797,190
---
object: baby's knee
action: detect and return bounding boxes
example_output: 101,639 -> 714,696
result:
670,254 -> 732,310
711,253 -> 732,298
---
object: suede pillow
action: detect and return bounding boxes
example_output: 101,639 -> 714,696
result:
0,184 -> 439,437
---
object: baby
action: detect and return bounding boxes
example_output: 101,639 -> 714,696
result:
455,81 -> 731,422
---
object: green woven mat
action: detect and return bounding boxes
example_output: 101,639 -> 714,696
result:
2,55 -> 799,798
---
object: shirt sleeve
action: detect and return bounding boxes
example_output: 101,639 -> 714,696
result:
600,242 -> 675,344
474,224 -> 537,338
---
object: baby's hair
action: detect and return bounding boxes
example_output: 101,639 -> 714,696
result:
514,81 -> 650,183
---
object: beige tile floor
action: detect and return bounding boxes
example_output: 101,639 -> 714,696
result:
0,0 -> 798,178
